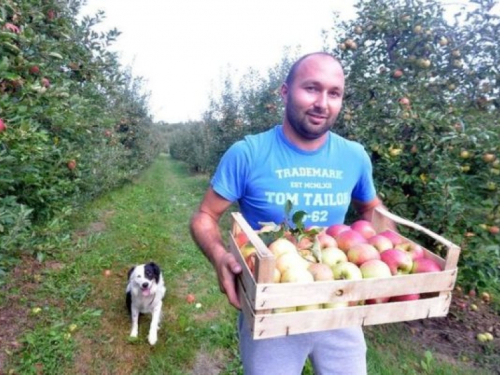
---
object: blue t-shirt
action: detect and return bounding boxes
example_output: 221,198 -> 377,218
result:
211,125 -> 376,229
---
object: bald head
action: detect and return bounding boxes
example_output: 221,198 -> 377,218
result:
285,52 -> 343,86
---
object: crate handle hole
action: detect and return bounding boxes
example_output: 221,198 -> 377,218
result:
335,290 -> 344,296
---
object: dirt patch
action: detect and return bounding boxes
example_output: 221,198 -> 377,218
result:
191,347 -> 227,375
0,256 -> 44,371
404,290 -> 500,373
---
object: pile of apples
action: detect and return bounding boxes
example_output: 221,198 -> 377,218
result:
236,219 -> 443,312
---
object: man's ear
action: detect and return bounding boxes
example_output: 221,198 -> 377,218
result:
281,83 -> 289,103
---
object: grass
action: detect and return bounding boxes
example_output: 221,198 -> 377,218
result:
1,155 -> 495,374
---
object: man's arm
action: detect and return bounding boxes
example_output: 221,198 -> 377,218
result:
352,196 -> 396,231
190,187 -> 242,309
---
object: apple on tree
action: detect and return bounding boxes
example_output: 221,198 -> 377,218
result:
0,118 -> 6,133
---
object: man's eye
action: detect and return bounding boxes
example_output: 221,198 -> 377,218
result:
306,86 -> 317,92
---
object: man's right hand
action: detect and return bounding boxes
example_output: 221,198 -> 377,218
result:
214,252 -> 242,309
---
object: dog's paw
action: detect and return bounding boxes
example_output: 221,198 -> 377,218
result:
148,332 -> 158,346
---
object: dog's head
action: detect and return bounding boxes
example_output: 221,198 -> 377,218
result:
127,262 -> 162,297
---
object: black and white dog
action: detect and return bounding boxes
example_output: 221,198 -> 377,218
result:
126,262 -> 166,345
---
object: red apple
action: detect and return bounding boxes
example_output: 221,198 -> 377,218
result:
389,294 -> 420,302
350,220 -> 377,239
103,269 -> 112,277
367,234 -> 393,252
399,97 -> 411,106
29,65 -> 40,75
392,69 -> 404,78
411,258 -> 442,273
321,247 -> 347,267
67,159 -> 77,170
245,253 -> 256,274
380,249 -> 413,275
336,230 -> 367,252
332,261 -> 362,280
360,259 -> 392,279
395,242 -> 425,260
186,294 -> 196,303
347,243 -> 380,266
0,118 -> 6,133
366,296 -> 390,304
378,230 -> 404,246
235,231 -> 249,248
326,223 -> 350,238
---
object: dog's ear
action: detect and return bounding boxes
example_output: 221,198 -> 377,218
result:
148,262 -> 161,283
127,266 -> 135,280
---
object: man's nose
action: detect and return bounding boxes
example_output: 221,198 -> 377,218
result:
314,92 -> 328,109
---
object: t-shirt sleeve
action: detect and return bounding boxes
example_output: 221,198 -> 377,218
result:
210,140 -> 250,202
351,147 -> 377,203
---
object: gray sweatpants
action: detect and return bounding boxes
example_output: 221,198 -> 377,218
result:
238,313 -> 367,375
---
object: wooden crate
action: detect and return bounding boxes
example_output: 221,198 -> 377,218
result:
228,207 -> 460,340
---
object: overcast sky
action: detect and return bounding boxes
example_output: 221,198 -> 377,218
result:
80,1 -> 357,123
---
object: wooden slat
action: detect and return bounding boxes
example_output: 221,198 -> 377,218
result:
228,233 -> 257,304
251,294 -> 452,340
252,269 -> 456,309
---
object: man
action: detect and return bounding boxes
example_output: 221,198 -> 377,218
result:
190,52 -> 386,374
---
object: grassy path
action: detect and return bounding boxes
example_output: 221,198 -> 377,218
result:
2,155 -> 493,374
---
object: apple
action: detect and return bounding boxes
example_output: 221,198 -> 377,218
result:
380,249 -> 413,275
41,77 -> 50,88
413,25 -> 422,33
297,304 -> 322,311
365,296 -> 390,304
326,223 -> 350,238
347,243 -> 380,266
275,252 -> 307,274
186,294 -> 196,303
392,69 -> 404,78
67,159 -> 77,170
332,261 -> 363,280
317,232 -> 337,249
280,267 -> 314,283
103,269 -> 112,277
359,259 -> 392,279
411,258 -> 442,273
378,230 -> 404,246
367,234 -> 393,252
241,243 -> 256,259
273,306 -> 297,313
323,301 -> 349,309
268,238 -> 297,258
350,220 -> 377,239
297,236 -> 313,250
389,294 -> 420,302
399,97 -> 411,106
395,242 -> 425,260
235,231 -> 249,248
273,268 -> 281,283
29,65 -> 40,75
308,263 -> 333,281
482,153 -> 496,163
321,247 -> 347,267
336,230 -> 367,252
0,118 -> 6,133
438,36 -> 449,46
477,333 -> 488,342
488,226 -> 499,235
245,252 -> 256,273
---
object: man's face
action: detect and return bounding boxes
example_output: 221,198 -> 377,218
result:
281,55 -> 345,140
